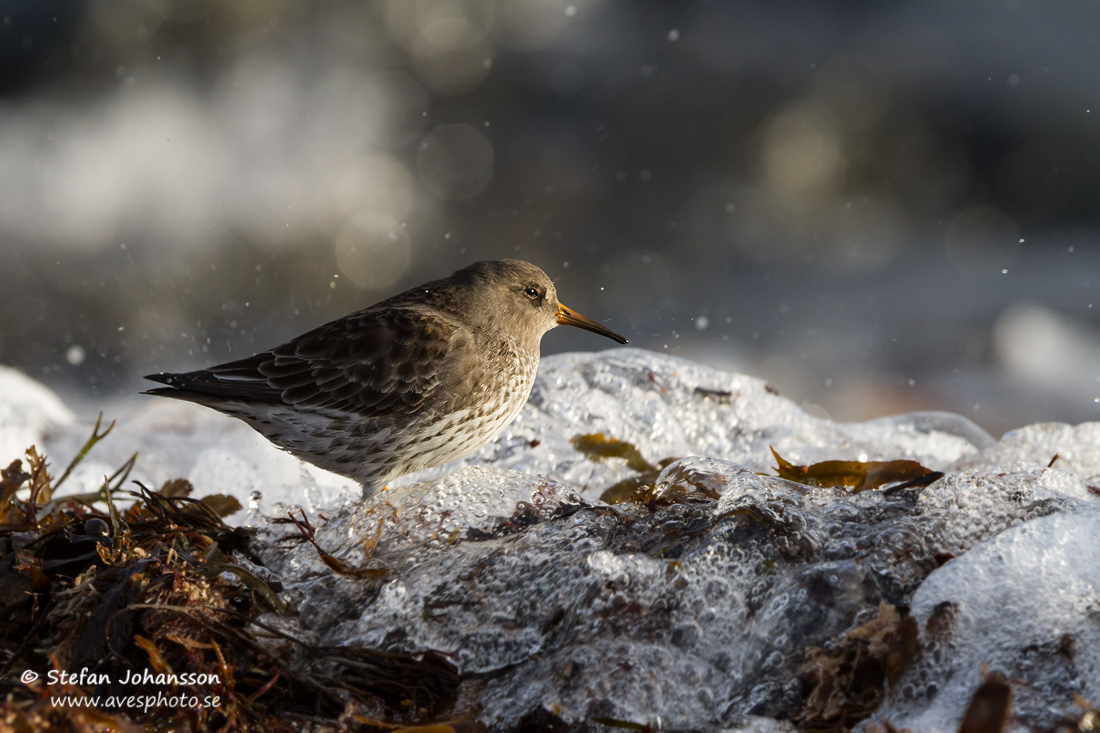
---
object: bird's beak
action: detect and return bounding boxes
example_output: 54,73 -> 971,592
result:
556,303 -> 628,344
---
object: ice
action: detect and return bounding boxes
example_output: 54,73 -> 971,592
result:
297,465 -> 584,561
914,465 -> 1092,556
2,350 -> 1098,729
261,453 -> 1090,727
953,420 -> 1100,479
397,349 -> 990,500
864,507 -> 1100,732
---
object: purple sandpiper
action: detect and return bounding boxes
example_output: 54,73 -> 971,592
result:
144,260 -> 626,499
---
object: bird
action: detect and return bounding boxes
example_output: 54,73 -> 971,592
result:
144,259 -> 627,499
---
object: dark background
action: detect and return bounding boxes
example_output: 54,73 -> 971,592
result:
2,0 -> 1099,436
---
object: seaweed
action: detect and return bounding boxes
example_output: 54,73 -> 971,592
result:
277,509 -> 388,580
770,448 -> 942,494
0,418 -> 460,731
570,434 -> 657,474
569,433 -> 681,505
795,602 -> 918,728
957,668 -> 1012,733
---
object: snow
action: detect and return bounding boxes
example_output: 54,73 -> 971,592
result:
0,365 -> 74,466
41,397 -> 358,515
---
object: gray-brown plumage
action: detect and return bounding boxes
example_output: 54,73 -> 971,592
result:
144,259 -> 626,499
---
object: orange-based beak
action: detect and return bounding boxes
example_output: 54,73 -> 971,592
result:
556,303 -> 628,344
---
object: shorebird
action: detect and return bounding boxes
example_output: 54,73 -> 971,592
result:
145,259 -> 626,498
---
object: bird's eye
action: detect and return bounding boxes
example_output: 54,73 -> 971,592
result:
523,286 -> 541,300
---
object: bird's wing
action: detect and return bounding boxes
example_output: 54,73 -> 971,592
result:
146,307 -> 468,418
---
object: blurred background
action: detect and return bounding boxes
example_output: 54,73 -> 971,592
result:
1,0 -> 1099,437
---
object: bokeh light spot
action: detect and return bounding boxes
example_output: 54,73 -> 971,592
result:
760,105 -> 845,206
334,214 -> 411,290
417,123 -> 494,200
352,71 -> 430,147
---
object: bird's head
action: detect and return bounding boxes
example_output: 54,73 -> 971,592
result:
453,259 -> 627,346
